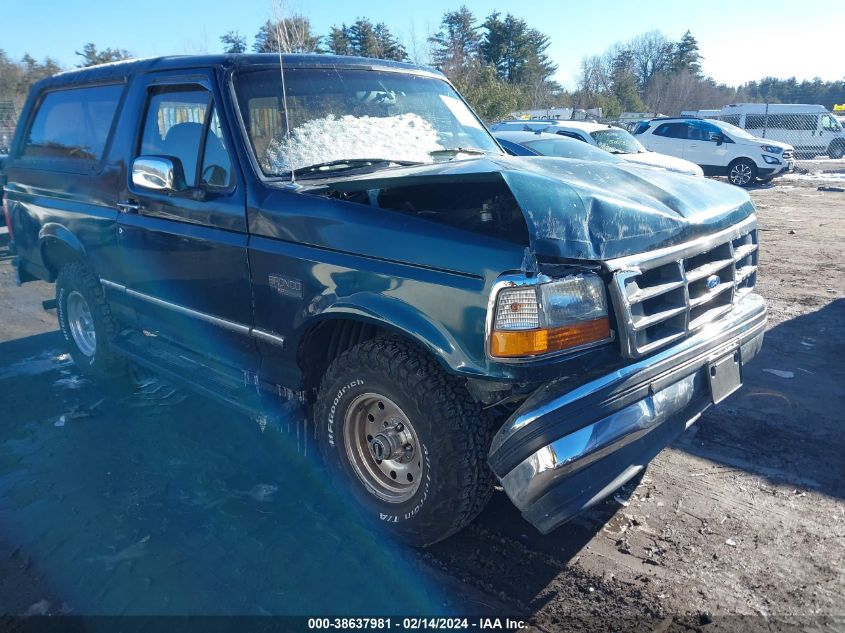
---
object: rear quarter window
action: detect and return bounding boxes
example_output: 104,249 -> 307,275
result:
22,83 -> 124,169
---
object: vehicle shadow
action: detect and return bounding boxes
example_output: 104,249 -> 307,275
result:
1,301 -> 841,619
429,299 -> 845,619
0,331 -> 495,616
673,297 -> 845,501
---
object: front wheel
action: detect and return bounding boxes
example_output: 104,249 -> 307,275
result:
727,158 -> 758,187
315,338 -> 493,546
828,142 -> 845,159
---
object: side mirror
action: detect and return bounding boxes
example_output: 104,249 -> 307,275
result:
132,156 -> 187,192
713,134 -> 725,146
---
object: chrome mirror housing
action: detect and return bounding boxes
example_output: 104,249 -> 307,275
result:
131,156 -> 185,192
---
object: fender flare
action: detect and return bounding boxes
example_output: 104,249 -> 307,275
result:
38,223 -> 87,276
296,292 -> 487,377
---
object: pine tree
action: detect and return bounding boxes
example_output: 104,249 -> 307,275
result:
347,18 -> 377,58
429,6 -> 479,71
74,43 -> 131,68
373,23 -> 408,61
672,30 -> 702,77
325,25 -> 353,56
220,31 -> 247,54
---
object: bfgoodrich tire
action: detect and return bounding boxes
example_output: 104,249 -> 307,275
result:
727,158 -> 758,187
56,262 -> 126,380
315,337 -> 493,546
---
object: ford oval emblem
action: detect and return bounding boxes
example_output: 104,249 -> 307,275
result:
705,274 -> 721,290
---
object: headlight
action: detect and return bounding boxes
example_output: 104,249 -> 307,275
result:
760,145 -> 782,154
762,155 -> 781,165
490,274 -> 611,358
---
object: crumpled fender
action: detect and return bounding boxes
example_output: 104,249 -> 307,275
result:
299,291 -> 485,376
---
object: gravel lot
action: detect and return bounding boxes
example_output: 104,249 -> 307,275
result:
0,162 -> 843,630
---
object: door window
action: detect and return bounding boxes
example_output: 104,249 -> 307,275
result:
139,87 -> 233,189
653,122 -> 689,139
689,121 -> 722,142
821,114 -> 841,132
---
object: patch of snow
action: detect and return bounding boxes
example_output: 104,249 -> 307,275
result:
54,415 -> 66,427
763,369 -> 795,379
54,374 -> 88,390
24,600 -> 51,616
246,483 -> 278,502
781,171 -> 845,183
263,113 -> 443,173
0,350 -> 70,379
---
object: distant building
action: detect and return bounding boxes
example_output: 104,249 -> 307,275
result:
508,107 -> 603,121
509,107 -> 573,121
680,109 -> 721,119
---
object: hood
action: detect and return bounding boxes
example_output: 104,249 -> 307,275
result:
303,155 -> 755,261
619,151 -> 704,176
744,136 -> 793,151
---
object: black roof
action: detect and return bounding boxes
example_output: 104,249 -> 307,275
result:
34,54 -> 444,91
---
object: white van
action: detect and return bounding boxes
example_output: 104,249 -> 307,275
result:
717,104 -> 845,159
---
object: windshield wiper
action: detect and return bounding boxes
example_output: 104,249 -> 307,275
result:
289,158 -> 422,179
429,147 -> 487,158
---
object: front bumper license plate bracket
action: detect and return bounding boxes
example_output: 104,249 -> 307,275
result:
708,349 -> 742,404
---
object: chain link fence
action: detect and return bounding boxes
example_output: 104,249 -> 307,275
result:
506,105 -> 845,160
674,106 -> 845,159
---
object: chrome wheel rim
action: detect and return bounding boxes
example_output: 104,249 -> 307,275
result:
66,291 -> 96,357
730,162 -> 753,185
343,393 -> 423,503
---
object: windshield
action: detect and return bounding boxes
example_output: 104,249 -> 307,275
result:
233,67 -> 501,177
589,129 -> 645,154
713,119 -> 755,140
523,137 -> 622,163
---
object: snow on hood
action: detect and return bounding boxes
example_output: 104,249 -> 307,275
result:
263,113 -> 444,172
305,155 -> 756,261
620,151 -> 703,176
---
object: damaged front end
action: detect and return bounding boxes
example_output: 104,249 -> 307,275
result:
299,154 -> 757,262
295,155 -> 766,534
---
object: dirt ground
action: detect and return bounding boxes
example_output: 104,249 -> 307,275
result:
0,161 -> 843,631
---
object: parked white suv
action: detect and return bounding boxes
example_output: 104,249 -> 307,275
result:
634,117 -> 794,187
490,120 -> 703,176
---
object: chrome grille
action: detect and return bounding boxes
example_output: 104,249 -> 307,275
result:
608,218 -> 758,358
782,150 -> 794,160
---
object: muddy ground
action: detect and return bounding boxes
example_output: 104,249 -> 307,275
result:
0,161 -> 843,631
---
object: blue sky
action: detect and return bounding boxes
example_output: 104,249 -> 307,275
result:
3,0 -> 843,88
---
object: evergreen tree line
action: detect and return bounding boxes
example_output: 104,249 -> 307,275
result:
220,8 -> 560,120
0,14 -> 843,124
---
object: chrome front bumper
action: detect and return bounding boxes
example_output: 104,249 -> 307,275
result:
488,293 -> 767,534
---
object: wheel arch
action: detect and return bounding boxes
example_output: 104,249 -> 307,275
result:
827,138 -> 845,157
39,223 -> 87,281
295,298 -> 479,397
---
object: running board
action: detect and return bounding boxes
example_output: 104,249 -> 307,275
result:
110,331 -> 265,419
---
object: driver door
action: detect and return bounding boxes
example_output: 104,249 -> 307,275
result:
686,120 -> 730,167
115,71 -> 259,375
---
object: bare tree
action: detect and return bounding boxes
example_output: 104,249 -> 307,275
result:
629,30 -> 672,90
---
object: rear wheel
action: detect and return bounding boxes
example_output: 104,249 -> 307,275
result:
828,142 -> 845,160
315,338 -> 493,546
727,158 -> 757,187
56,262 -> 127,380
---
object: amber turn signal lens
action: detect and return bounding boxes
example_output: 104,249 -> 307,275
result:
490,317 -> 611,358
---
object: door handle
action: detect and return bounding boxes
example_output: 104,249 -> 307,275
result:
117,199 -> 141,214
